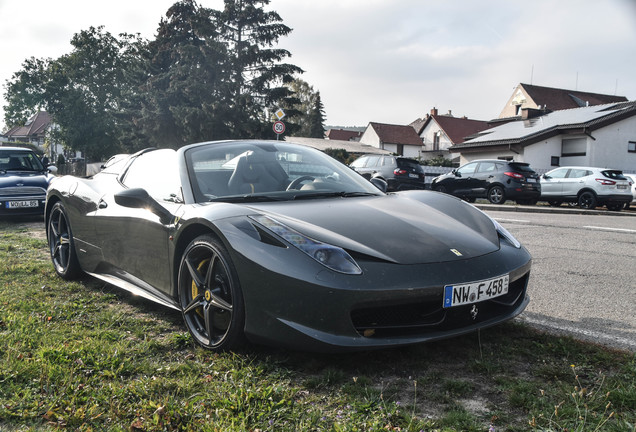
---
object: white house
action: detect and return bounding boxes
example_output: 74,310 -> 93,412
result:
451,102 -> 636,173
359,122 -> 423,157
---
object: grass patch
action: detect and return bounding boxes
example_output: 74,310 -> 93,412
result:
1,219 -> 635,431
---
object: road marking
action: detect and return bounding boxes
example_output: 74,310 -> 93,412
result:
584,226 -> 636,234
495,218 -> 530,224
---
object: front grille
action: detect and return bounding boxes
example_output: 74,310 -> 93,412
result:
351,273 -> 529,338
0,186 -> 46,198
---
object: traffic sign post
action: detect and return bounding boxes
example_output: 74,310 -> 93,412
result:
273,121 -> 285,139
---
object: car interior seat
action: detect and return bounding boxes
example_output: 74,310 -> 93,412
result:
227,151 -> 288,195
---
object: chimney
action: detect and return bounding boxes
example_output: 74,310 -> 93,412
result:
431,107 -> 438,116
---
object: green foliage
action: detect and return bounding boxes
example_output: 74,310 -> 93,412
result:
324,147 -> 353,164
281,78 -> 326,138
421,155 -> 455,167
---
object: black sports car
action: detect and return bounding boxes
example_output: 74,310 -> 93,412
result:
45,140 -> 531,352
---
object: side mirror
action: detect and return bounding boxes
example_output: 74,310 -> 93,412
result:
114,188 -> 173,224
370,177 -> 388,192
542,174 -> 550,179
454,170 -> 461,177
47,165 -> 58,174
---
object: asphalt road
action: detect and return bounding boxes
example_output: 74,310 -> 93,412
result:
479,205 -> 636,353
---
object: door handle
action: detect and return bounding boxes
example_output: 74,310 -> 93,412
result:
98,199 -> 108,209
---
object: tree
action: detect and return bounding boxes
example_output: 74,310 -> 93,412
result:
213,0 -> 303,138
278,78 -> 326,138
3,27 -> 145,160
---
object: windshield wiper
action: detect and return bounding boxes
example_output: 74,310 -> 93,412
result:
292,191 -> 379,200
208,194 -> 289,203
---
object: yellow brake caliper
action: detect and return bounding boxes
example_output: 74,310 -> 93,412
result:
192,259 -> 210,319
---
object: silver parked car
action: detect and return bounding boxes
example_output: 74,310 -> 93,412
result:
540,166 -> 632,210
624,173 -> 636,209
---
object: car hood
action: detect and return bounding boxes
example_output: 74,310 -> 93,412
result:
246,191 -> 500,265
0,171 -> 51,188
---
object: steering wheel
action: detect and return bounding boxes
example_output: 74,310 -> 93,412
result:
286,175 -> 315,190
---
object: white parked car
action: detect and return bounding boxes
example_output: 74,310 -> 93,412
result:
540,166 -> 632,211
624,173 -> 636,209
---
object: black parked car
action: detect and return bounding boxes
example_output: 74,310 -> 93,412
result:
0,147 -> 56,216
349,155 -> 426,191
431,159 -> 541,205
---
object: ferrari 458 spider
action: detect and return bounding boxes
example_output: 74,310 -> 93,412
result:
45,140 -> 531,352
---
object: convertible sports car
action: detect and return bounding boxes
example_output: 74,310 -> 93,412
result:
45,140 -> 531,352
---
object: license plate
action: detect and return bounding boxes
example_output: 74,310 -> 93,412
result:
409,173 -> 419,178
617,184 -> 628,189
6,200 -> 39,208
443,274 -> 509,308
527,178 -> 537,183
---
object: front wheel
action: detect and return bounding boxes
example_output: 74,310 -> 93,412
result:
487,185 -> 506,204
178,235 -> 245,351
48,202 -> 82,280
578,191 -> 597,209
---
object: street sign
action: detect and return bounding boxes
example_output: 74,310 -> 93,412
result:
273,121 -> 285,135
274,108 -> 286,120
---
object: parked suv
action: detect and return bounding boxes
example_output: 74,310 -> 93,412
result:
540,166 -> 632,210
349,155 -> 425,191
431,159 -> 541,204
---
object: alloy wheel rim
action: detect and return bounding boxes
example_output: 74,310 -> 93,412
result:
49,208 -> 71,273
181,244 -> 233,347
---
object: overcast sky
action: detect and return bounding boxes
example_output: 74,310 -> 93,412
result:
1,0 -> 635,130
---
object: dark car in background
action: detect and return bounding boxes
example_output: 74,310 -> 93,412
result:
0,147 -> 56,216
349,154 -> 426,191
431,159 -> 541,205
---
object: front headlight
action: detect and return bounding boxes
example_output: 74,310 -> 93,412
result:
250,215 -> 362,275
492,218 -> 521,249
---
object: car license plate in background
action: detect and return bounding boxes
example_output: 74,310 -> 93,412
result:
409,173 -> 418,178
443,274 -> 509,308
6,200 -> 39,208
527,178 -> 537,183
617,184 -> 628,189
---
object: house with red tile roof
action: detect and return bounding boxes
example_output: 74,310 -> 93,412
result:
325,128 -> 363,141
413,108 -> 492,162
359,122 -> 423,157
499,83 -> 628,119
2,111 -> 52,146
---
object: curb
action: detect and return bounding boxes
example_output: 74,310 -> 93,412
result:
473,202 -> 636,217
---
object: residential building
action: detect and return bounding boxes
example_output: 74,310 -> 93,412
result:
2,111 -> 52,147
413,108 -> 491,163
452,101 -> 636,172
325,128 -> 363,142
359,122 -> 423,157
499,83 -> 628,119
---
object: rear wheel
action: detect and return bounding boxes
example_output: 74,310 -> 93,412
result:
578,191 -> 597,209
487,185 -> 506,204
178,235 -> 245,351
48,202 -> 81,280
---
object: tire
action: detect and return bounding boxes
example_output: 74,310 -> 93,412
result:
487,185 -> 506,204
547,200 -> 562,207
47,202 -> 82,280
178,234 -> 245,351
578,191 -> 597,209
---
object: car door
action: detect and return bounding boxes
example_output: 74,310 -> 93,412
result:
562,168 -> 590,199
92,149 -> 182,295
540,168 -> 569,197
472,161 -> 498,196
451,162 -> 478,195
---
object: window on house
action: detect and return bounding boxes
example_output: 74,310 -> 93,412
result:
629,141 -> 636,153
561,138 -> 586,157
433,133 -> 440,151
551,156 -> 560,166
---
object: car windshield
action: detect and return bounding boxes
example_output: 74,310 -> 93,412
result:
185,141 -> 384,203
0,150 -> 45,172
